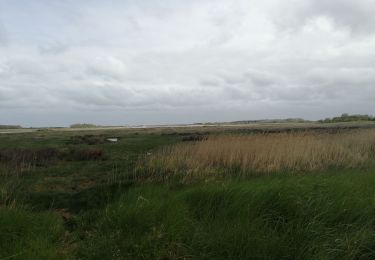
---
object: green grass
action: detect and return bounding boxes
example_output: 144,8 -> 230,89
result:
0,208 -> 66,259
0,131 -> 180,258
74,171 -> 375,259
0,131 -> 179,208
1,129 -> 375,259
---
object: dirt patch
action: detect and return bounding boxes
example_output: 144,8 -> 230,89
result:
55,208 -> 74,221
77,180 -> 97,190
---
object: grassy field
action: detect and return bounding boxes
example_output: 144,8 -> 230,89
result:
1,124 -> 375,259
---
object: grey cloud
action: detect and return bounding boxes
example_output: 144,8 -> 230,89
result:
0,86 -> 15,101
1,0 -> 375,126
200,78 -> 220,87
62,85 -> 135,108
202,62 -> 375,105
0,62 -> 11,78
308,0 -> 375,34
305,68 -> 375,100
273,0 -> 375,34
307,67 -> 375,85
38,41 -> 69,55
244,70 -> 280,87
0,21 -> 7,46
85,57 -> 127,81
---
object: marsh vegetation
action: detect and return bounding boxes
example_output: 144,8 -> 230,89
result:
139,130 -> 375,182
1,124 -> 375,259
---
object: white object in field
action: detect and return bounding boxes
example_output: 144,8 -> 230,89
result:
106,138 -> 118,142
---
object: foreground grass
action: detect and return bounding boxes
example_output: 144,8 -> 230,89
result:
76,171 -> 375,259
5,170 -> 375,259
0,208 -> 66,259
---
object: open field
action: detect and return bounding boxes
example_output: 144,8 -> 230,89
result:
1,122 -> 375,259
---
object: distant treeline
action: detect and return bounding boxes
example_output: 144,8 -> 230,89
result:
70,123 -> 98,128
197,118 -> 311,125
319,114 -> 375,123
231,118 -> 310,124
198,115 -> 375,125
0,125 -> 22,129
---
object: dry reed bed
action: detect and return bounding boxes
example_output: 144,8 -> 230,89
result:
137,130 -> 375,181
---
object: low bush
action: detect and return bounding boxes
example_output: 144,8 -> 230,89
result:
67,147 -> 105,161
182,134 -> 208,142
68,135 -> 106,145
0,148 -> 62,167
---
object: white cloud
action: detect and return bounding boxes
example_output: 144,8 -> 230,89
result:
0,0 -> 374,126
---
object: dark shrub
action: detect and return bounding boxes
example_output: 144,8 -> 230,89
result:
182,135 -> 208,142
35,148 -> 63,165
0,148 -> 62,166
68,135 -> 105,145
67,148 -> 104,161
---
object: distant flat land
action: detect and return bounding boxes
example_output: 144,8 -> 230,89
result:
0,128 -> 37,134
2,121 -> 375,135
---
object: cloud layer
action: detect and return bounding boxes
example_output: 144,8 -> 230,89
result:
0,0 -> 374,126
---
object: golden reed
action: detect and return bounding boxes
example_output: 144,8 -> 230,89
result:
137,130 -> 375,182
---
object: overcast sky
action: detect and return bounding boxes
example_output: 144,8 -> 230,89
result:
0,0 -> 374,126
